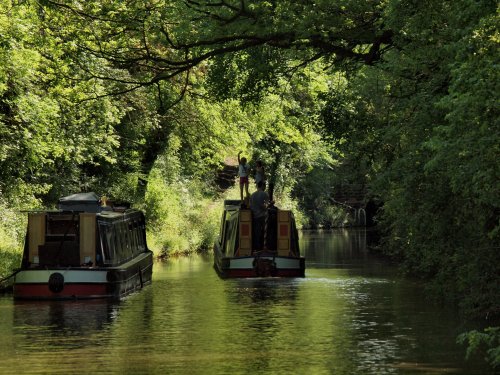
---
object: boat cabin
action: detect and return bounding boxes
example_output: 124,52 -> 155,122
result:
22,192 -> 148,269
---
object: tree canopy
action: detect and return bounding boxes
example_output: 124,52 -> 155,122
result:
35,0 -> 393,99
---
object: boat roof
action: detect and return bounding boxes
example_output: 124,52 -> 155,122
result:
224,200 -> 242,210
57,192 -> 102,213
58,192 -> 100,204
20,192 -> 137,215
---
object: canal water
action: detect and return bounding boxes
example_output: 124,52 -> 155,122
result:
0,229 -> 490,374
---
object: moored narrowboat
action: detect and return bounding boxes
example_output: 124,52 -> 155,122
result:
213,200 -> 305,278
14,192 -> 153,300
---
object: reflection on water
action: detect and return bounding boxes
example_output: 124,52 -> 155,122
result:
0,229 -> 491,374
303,228 -> 379,268
12,300 -> 119,349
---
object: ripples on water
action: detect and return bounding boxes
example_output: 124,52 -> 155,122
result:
0,229 -> 490,374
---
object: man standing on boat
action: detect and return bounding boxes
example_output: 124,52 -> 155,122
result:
250,181 -> 269,251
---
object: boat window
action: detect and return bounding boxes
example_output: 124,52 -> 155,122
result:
128,220 -> 138,257
97,211 -> 148,265
127,221 -> 133,256
98,222 -> 114,264
45,213 -> 78,242
138,218 -> 146,251
224,210 -> 239,256
119,221 -> 129,261
124,220 -> 133,258
134,220 -> 142,256
219,211 -> 226,246
95,225 -> 105,266
111,227 -> 119,262
116,221 -> 131,262
137,218 -> 146,252
115,222 -> 122,261
129,216 -> 145,255
46,214 -> 78,235
37,214 -> 79,267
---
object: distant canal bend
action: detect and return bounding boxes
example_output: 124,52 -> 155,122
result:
0,229 -> 489,374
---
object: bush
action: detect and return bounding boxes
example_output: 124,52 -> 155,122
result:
144,155 -> 222,257
458,327 -> 500,369
0,201 -> 25,279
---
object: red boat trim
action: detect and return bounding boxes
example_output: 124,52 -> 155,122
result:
214,254 -> 306,278
220,268 -> 305,278
14,283 -> 111,299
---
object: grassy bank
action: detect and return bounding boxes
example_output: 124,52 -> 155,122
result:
144,176 -> 223,258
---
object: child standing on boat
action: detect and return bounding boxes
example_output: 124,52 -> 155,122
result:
238,151 -> 250,202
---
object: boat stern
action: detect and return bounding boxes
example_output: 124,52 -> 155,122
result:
13,269 -> 111,300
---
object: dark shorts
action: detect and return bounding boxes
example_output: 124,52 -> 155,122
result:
240,176 -> 249,185
252,216 -> 266,251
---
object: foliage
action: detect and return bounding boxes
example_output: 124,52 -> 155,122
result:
170,98 -> 250,180
144,135 -> 221,257
312,0 -> 499,323
294,167 -> 351,228
35,0 -> 393,96
458,327 -> 500,369
0,1 -> 132,204
0,200 -> 25,279
356,1 -> 498,319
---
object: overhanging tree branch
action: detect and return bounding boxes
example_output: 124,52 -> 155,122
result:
39,0 -> 394,99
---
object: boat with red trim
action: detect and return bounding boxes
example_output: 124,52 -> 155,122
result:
13,192 -> 153,300
213,200 -> 305,278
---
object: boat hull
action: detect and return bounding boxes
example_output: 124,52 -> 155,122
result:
13,252 -> 153,300
214,244 -> 305,278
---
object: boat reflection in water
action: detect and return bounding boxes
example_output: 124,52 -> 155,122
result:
214,200 -> 305,278
13,299 -> 120,348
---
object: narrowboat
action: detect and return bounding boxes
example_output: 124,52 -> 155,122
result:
213,200 -> 305,278
13,192 -> 153,300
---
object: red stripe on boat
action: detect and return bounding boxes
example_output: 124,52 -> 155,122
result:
14,283 -> 109,299
223,269 -> 304,278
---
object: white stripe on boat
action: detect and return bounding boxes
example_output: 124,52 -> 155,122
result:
15,270 -> 108,283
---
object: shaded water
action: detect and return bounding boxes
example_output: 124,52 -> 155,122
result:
0,229 -> 490,374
